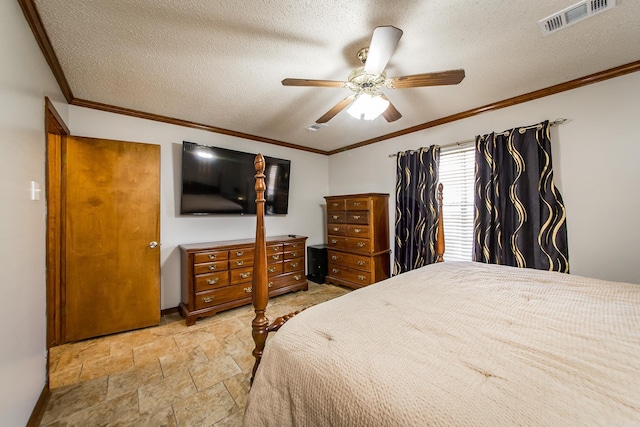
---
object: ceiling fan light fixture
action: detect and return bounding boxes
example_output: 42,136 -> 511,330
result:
347,93 -> 389,120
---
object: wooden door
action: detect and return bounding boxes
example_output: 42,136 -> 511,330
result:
63,136 -> 160,342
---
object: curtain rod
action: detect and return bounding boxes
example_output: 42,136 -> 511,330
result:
388,118 -> 568,157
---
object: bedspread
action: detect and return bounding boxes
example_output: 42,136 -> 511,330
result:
243,261 -> 640,426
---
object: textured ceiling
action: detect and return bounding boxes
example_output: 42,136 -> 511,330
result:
33,0 -> 640,153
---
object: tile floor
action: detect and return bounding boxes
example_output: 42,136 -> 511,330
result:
41,282 -> 350,426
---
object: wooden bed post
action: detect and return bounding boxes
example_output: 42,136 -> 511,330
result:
435,183 -> 445,263
251,154 -> 269,381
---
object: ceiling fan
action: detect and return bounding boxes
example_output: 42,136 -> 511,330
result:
282,26 -> 465,123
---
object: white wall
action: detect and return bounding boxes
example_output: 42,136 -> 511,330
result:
329,72 -> 640,285
0,2 -> 69,425
69,107 -> 330,310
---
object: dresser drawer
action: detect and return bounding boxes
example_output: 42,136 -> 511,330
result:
328,265 -> 371,286
327,211 -> 346,223
194,250 -> 228,264
268,253 -> 283,263
326,198 -> 346,211
229,247 -> 254,260
284,248 -> 303,259
327,236 -> 348,250
270,271 -> 306,291
346,237 -> 371,253
345,197 -> 369,210
230,267 -> 253,284
328,224 -> 347,236
194,271 -> 230,292
267,263 -> 283,276
285,241 -> 304,251
267,244 -> 283,255
194,260 -> 227,274
347,224 -> 370,238
194,284 -> 252,310
230,257 -> 253,269
284,257 -> 304,273
328,250 -> 371,272
345,211 -> 369,225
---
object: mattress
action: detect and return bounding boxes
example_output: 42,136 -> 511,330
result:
243,261 -> 640,426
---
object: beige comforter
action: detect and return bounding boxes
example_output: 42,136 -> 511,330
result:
243,262 -> 640,426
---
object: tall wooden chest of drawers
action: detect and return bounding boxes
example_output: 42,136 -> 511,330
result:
179,235 -> 307,325
324,193 -> 390,289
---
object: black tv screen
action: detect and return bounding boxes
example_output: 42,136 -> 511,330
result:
180,142 -> 290,215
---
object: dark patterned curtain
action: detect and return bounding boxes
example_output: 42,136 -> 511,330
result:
394,146 -> 440,275
473,120 -> 569,272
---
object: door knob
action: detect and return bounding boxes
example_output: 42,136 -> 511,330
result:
149,241 -> 158,249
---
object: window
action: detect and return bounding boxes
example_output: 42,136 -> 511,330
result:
439,144 -> 475,261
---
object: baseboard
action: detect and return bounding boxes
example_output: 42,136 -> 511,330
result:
27,381 -> 50,427
161,306 -> 180,316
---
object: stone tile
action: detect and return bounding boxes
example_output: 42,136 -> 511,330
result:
228,345 -> 256,373
150,318 -> 190,338
107,361 -> 163,400
138,370 -> 197,415
66,391 -> 139,426
214,408 -> 244,427
109,329 -> 158,355
202,319 -> 245,341
132,336 -> 180,367
49,364 -> 81,389
224,371 -> 251,409
173,382 -> 238,427
189,355 -> 242,391
122,406 -> 177,427
159,346 -> 209,378
198,336 -> 227,359
173,327 -> 218,351
40,376 -> 108,425
54,339 -> 111,372
79,351 -> 134,381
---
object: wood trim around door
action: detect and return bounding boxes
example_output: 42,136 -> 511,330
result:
45,97 -> 68,349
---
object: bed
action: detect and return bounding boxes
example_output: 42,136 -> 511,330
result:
244,154 -> 640,426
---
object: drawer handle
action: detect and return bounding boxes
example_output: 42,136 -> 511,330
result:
207,278 -> 219,285
331,239 -> 338,244
353,215 -> 361,220
332,268 -> 339,273
358,275 -> 366,281
268,282 -> 273,288
333,227 -> 340,232
291,252 -> 297,257
236,260 -> 244,266
291,262 -> 299,268
240,272 -> 251,279
208,254 -> 217,260
243,286 -> 252,293
332,202 -> 340,207
332,215 -> 339,220
202,296 -> 214,303
354,228 -> 362,233
292,244 -> 297,248
272,255 -> 280,260
357,260 -> 365,266
268,267 -> 276,273
331,255 -> 338,260
208,265 -> 216,271
294,275 -> 302,280
236,251 -> 244,256
353,202 -> 361,207
357,242 -> 365,247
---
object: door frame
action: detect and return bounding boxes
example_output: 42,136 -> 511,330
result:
45,97 -> 69,348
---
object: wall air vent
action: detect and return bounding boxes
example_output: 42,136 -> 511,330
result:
539,0 -> 616,36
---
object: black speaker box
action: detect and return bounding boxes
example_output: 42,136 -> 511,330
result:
307,244 -> 328,284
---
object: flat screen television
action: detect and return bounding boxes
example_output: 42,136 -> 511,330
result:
180,142 -> 291,215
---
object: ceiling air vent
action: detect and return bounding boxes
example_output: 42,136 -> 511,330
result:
539,0 -> 616,36
306,123 -> 327,132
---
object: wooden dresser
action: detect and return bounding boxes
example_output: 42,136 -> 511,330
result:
324,193 -> 390,289
179,235 -> 307,325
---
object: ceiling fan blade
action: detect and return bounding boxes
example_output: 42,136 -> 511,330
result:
380,95 -> 402,122
389,69 -> 465,89
364,26 -> 403,75
282,78 -> 346,88
316,95 -> 355,123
